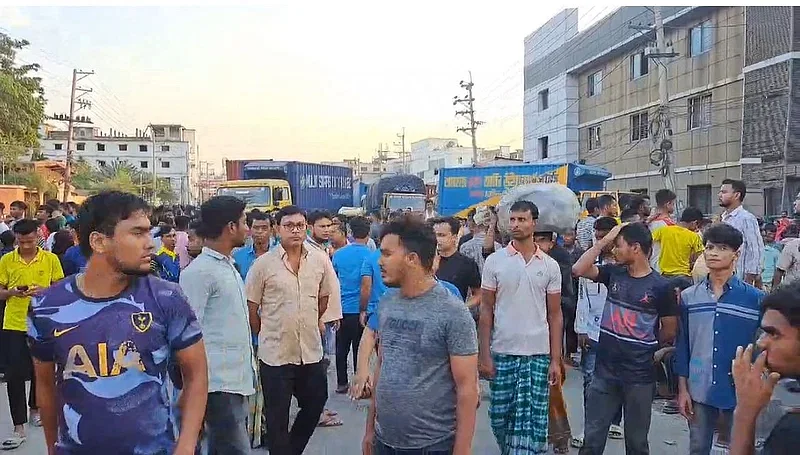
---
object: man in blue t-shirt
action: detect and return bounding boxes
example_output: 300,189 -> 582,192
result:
573,222 -> 678,455
28,192 -> 207,454
331,216 -> 373,394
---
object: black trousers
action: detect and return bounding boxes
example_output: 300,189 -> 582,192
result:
7,379 -> 36,427
1,329 -> 36,427
335,313 -> 363,387
260,361 -> 328,455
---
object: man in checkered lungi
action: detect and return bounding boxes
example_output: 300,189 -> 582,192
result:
478,201 -> 564,454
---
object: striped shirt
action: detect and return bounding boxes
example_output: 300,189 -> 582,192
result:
675,276 -> 764,410
576,215 -> 597,251
721,206 -> 764,277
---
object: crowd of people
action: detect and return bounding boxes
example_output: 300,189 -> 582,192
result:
0,178 -> 797,454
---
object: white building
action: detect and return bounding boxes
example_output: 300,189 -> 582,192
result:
41,124 -> 196,204
399,138 -> 478,186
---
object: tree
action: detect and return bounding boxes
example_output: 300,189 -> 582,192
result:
0,32 -> 45,164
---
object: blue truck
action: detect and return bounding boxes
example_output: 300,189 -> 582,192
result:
437,162 -> 611,216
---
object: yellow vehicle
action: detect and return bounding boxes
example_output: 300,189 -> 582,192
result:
577,190 -> 642,218
216,179 -> 292,212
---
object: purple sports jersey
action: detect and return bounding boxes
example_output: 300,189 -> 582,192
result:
28,275 -> 203,454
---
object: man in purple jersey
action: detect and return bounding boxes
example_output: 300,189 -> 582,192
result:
28,191 -> 208,454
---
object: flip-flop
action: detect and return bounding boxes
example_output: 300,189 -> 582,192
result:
317,415 -> 343,427
30,414 -> 42,427
1,433 -> 26,450
553,446 -> 570,454
323,409 -> 338,417
570,436 -> 584,448
608,425 -> 624,439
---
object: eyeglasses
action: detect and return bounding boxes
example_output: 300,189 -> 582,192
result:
281,223 -> 307,232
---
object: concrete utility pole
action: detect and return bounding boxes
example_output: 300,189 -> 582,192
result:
62,69 -> 94,201
454,71 -> 482,166
648,7 -> 681,208
394,128 -> 407,173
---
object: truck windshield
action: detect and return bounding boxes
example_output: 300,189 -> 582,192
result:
386,194 -> 426,212
217,187 -> 271,206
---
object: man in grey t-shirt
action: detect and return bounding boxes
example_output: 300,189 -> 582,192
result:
364,216 -> 479,455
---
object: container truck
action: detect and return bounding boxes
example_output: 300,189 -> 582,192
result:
437,162 -> 611,216
363,174 -> 426,218
220,160 -> 353,213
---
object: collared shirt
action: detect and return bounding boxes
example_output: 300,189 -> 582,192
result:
245,243 -> 337,366
675,276 -> 764,410
576,215 -> 597,251
304,238 -> 343,323
777,238 -> 800,285
459,233 -> 501,275
0,247 -> 64,331
151,246 -> 180,283
721,205 -> 764,277
481,243 -> 561,356
180,247 -> 256,395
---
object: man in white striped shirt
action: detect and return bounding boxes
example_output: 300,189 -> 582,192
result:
576,198 -> 600,251
719,179 -> 763,286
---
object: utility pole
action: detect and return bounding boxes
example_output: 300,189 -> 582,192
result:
454,71 -> 482,166
648,7 -> 681,209
394,128 -> 406,173
62,69 -> 94,201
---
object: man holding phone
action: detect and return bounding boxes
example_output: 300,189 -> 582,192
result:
0,219 -> 64,450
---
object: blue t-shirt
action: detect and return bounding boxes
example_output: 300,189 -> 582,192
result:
62,245 -> 88,276
232,245 -> 258,280
361,250 -> 388,315
28,275 -> 203,453
333,243 -> 373,314
367,280 -> 463,332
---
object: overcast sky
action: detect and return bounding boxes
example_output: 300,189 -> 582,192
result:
1,3 -> 614,172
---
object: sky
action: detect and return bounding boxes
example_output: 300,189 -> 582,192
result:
1,3 -> 615,173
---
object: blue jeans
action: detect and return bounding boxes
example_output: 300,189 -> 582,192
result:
688,401 -> 733,455
578,377 -> 655,455
374,437 -> 454,454
581,340 -> 621,426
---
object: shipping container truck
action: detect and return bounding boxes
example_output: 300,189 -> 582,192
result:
220,160 -> 353,213
363,174 -> 426,218
437,162 -> 611,216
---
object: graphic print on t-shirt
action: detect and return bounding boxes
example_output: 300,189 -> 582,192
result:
27,275 -> 202,454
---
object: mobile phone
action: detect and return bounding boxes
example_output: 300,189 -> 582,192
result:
16,285 -> 29,292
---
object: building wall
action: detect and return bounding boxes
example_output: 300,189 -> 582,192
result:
576,6 -> 746,213
522,74 -> 579,163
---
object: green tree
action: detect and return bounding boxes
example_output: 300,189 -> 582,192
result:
0,32 -> 45,164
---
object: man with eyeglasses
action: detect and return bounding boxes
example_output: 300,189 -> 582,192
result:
246,205 -> 337,455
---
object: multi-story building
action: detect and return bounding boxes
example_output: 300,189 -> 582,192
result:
41,124 -> 196,204
322,158 -> 386,185
523,6 -> 800,216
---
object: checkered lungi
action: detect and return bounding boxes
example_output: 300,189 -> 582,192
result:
489,354 -> 551,454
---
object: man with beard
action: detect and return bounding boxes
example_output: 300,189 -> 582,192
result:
730,281 -> 800,454
719,179 -> 763,286
28,191 -> 208,454
180,196 -> 256,454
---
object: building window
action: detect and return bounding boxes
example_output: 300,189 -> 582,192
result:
78,130 -> 86,138
139,145 -> 148,152
97,160 -> 107,167
630,50 -> 649,79
688,94 -> 712,130
588,70 -> 603,97
77,143 -> 85,151
161,145 -> 170,152
588,126 -> 601,150
538,136 -> 549,159
360,166 -> 368,172
689,21 -> 714,56
161,161 -> 170,169
54,143 -> 62,150
97,143 -> 105,151
140,161 -> 149,169
630,112 -> 649,142
538,89 -> 549,111
688,184 -> 712,215
119,144 -> 128,151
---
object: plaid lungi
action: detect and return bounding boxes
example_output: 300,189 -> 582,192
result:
490,354 -> 551,454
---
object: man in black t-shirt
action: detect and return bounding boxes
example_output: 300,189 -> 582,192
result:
572,222 -> 678,455
431,217 -> 481,310
731,281 -> 800,455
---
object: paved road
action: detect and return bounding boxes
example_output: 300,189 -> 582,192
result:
0,364 -> 692,454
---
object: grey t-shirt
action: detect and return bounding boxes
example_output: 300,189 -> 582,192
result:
375,282 -> 478,449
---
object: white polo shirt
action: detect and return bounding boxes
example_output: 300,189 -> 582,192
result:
482,243 -> 562,356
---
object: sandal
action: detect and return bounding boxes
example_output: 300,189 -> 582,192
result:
570,435 -> 584,448
553,445 -> 570,454
608,424 -> 624,439
323,409 -> 338,417
317,415 -> 343,427
30,414 -> 42,427
1,432 -> 26,450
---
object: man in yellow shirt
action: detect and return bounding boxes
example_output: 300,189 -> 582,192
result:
651,207 -> 705,289
0,219 -> 64,450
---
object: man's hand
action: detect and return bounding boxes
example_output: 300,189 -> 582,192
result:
577,333 -> 589,349
677,389 -> 694,422
732,344 -> 780,417
359,311 -> 368,327
601,222 -> 627,244
478,354 -> 495,380
548,359 -> 563,386
331,319 -> 341,331
318,320 -> 326,336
